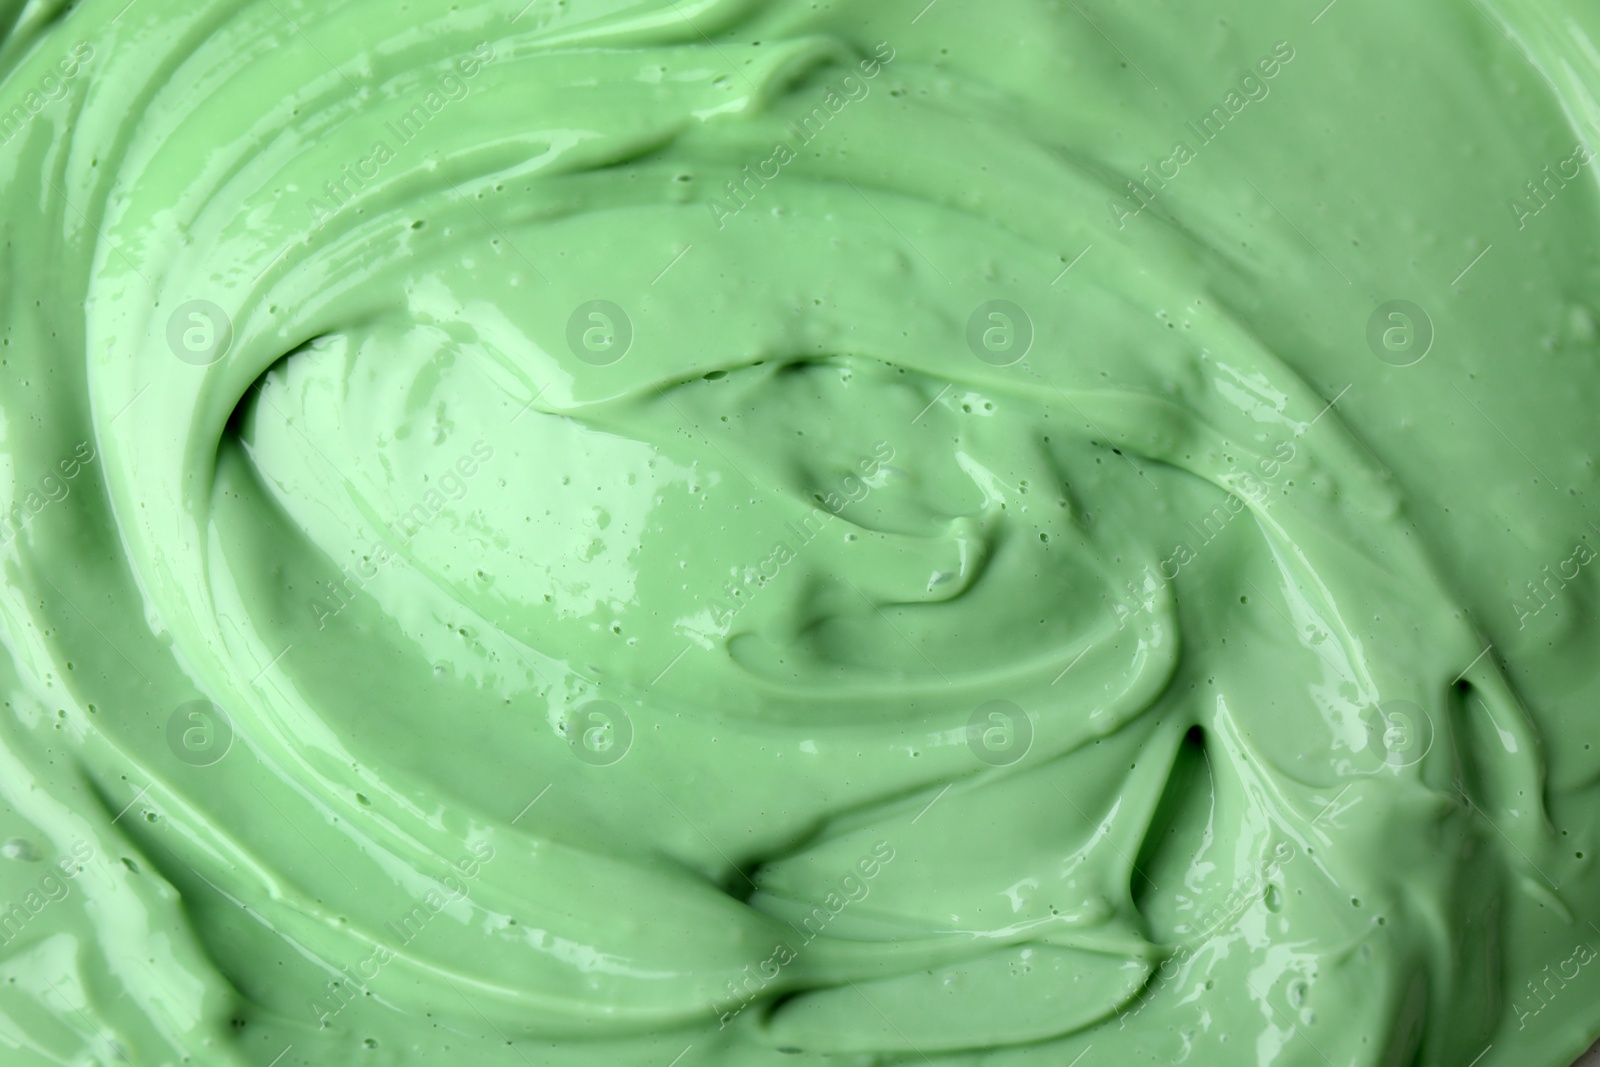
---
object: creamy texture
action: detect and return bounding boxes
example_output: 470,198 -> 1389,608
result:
3,0 -> 1600,1064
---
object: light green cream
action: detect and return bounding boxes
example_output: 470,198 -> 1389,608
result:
4,0 -> 1600,1064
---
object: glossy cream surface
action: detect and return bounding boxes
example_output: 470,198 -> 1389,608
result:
3,0 -> 1600,1064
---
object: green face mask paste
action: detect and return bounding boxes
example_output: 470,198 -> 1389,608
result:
3,1 -> 1600,1064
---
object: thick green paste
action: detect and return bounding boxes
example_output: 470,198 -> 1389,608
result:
3,0 -> 1600,1064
